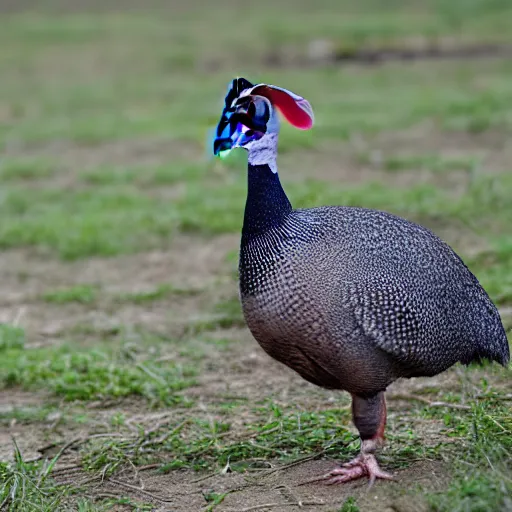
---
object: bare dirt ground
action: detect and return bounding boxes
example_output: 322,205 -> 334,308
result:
92,459 -> 448,512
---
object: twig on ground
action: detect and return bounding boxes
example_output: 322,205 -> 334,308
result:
191,471 -> 218,484
477,393 -> 512,401
485,414 -> 510,433
57,475 -> 101,487
38,432 -> 127,459
136,363 -> 167,385
258,440 -> 352,479
296,473 -> 333,486
388,394 -> 471,410
51,464 -> 82,475
0,495 -> 11,511
94,492 -> 122,500
13,307 -> 26,327
108,478 -> 175,504
247,425 -> 280,440
258,454 -> 320,479
24,455 -> 42,464
141,418 -> 191,452
227,500 -> 326,512
137,463 -> 161,472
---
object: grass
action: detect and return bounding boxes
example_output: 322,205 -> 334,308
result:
0,339 -> 197,405
0,440 -> 67,511
116,283 -> 200,304
425,398 -> 511,511
0,324 -> 25,351
41,283 -> 200,305
187,297 -> 246,334
80,403 -> 356,473
0,158 -> 57,181
339,497 -> 360,512
0,405 -> 59,427
360,152 -> 482,173
42,285 -> 98,304
0,0 -> 510,510
0,439 -> 153,511
0,156 -> 509,261
0,5 -> 512,263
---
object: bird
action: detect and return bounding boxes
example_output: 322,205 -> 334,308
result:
212,77 -> 510,485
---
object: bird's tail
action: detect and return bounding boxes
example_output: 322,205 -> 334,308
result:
464,304 -> 510,367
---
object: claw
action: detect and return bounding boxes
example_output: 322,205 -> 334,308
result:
324,453 -> 393,486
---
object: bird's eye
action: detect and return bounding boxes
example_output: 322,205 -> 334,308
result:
249,99 -> 270,128
252,99 -> 268,119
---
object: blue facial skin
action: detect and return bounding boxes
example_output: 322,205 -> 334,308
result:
213,77 -> 267,157
213,114 -> 265,157
213,106 -> 268,157
213,119 -> 235,156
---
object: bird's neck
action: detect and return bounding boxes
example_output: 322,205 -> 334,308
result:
242,138 -> 292,237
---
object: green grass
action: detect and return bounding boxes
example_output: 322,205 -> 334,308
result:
187,297 -> 246,334
0,158 -> 57,181
0,342 -> 196,405
0,440 -> 68,511
0,0 -> 511,510
0,439 -> 147,511
116,283 -> 200,304
0,3 -> 511,263
80,403 -> 356,474
79,161 -> 208,187
42,285 -> 98,304
0,405 -> 58,427
425,399 -> 511,511
339,497 -> 360,512
466,238 -> 512,306
0,325 -> 25,351
0,157 -> 510,266
360,152 -> 481,173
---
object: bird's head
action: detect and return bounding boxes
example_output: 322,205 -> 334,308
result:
213,77 -> 314,158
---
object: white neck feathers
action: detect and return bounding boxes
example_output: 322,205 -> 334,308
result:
247,133 -> 278,173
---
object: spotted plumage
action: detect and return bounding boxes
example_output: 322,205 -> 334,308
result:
241,200 -> 508,390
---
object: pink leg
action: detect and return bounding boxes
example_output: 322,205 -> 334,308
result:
325,392 -> 393,486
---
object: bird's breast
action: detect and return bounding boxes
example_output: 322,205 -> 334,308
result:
239,250 -> 328,359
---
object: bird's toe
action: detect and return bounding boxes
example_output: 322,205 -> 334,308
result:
324,454 -> 393,485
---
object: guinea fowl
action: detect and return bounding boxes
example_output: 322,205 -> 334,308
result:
212,77 -> 510,484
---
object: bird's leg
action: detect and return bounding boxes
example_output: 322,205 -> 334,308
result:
326,392 -> 393,486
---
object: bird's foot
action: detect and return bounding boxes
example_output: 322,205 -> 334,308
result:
325,453 -> 393,487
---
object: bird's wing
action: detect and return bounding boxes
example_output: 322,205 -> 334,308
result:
346,281 -> 425,366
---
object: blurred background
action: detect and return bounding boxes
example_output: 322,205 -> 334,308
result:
0,1 -> 511,511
